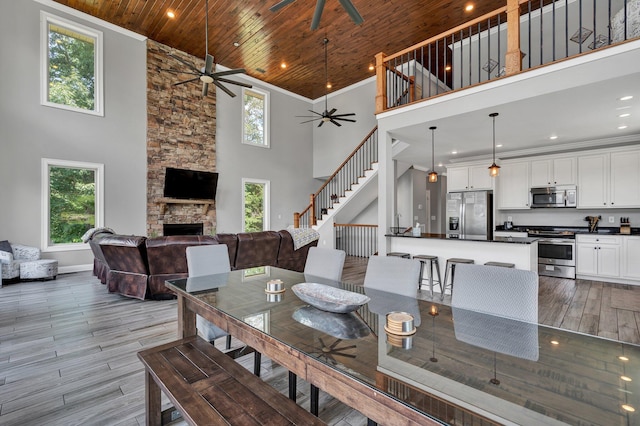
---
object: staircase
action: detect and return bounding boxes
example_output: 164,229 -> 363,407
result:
294,127 -> 378,240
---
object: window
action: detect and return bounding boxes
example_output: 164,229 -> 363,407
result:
242,178 -> 270,232
242,88 -> 269,147
41,12 -> 103,116
42,159 -> 104,251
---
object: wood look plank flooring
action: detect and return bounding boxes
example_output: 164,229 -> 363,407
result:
1,256 -> 639,425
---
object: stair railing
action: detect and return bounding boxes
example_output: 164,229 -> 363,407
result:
294,126 -> 378,228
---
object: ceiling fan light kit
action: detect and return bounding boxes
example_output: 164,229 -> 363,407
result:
163,0 -> 251,97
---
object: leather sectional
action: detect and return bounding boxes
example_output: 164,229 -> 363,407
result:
89,230 -> 317,300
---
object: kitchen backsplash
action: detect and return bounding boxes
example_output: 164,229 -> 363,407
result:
496,209 -> 640,228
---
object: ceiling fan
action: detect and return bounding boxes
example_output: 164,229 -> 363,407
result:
161,0 -> 251,97
270,0 -> 364,31
298,38 -> 356,127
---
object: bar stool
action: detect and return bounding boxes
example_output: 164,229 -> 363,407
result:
387,252 -> 411,259
484,261 -> 515,268
441,258 -> 474,300
414,255 -> 441,298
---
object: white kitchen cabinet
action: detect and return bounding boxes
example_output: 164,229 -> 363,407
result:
530,157 -> 576,187
610,150 -> 640,208
622,237 -> 640,280
447,165 -> 493,192
576,234 -> 620,278
577,154 -> 609,208
497,161 -> 530,209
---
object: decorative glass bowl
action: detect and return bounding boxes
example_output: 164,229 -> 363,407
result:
291,283 -> 370,313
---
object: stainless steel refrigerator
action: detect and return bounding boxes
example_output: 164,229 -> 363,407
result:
446,191 -> 493,239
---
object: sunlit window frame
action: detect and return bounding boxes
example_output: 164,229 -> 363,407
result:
41,158 -> 104,252
40,11 -> 104,116
241,178 -> 270,232
241,87 -> 270,148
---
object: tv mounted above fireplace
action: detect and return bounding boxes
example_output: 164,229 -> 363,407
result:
163,167 -> 218,201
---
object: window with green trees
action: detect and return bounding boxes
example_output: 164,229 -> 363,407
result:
243,179 -> 269,232
43,159 -> 104,250
242,88 -> 269,147
41,12 -> 103,115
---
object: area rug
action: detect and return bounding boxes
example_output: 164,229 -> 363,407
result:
610,288 -> 640,312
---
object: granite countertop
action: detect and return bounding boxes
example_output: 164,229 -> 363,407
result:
495,225 -> 640,236
385,233 -> 538,244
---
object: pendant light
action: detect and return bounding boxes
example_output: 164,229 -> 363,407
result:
428,126 -> 438,183
488,112 -> 500,177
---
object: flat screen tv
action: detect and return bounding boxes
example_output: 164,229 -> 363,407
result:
163,167 -> 218,201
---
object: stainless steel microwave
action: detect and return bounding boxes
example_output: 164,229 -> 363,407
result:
530,185 -> 577,208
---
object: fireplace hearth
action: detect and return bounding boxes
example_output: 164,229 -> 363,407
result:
163,223 -> 204,236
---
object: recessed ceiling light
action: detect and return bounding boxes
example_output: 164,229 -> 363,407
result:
368,64 -> 374,71
280,62 -> 287,69
451,151 -> 458,155
550,135 -> 558,140
619,356 -> 630,361
233,41 -> 240,47
438,163 -> 443,167
622,405 -> 635,412
550,340 -> 559,345
619,113 -> 631,118
326,82 -> 332,89
166,10 -> 176,18
621,375 -> 632,382
465,4 -> 474,12
620,95 -> 633,101
496,144 -> 503,148
618,125 -> 628,129
445,65 -> 451,71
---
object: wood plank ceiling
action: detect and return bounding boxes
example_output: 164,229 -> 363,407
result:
53,0 -> 509,99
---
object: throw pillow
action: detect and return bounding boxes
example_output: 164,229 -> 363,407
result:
0,240 -> 13,254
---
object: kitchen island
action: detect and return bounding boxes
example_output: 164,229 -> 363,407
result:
387,234 -> 538,291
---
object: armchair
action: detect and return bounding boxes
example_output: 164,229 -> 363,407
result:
0,243 -> 41,280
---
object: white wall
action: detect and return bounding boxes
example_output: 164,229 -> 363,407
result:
0,1 -> 147,270
312,78 -> 378,178
215,79 -> 319,233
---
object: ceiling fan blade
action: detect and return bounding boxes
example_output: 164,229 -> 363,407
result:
299,117 -> 323,124
269,0 -> 296,12
174,77 -> 201,86
338,0 -> 364,25
306,110 -> 324,116
204,54 -> 214,74
310,0 -> 326,30
318,120 -> 325,127
333,117 -> 356,123
328,108 -> 337,115
215,77 -> 252,88
212,68 -> 247,78
202,82 -> 209,96
160,68 -> 201,76
169,54 -> 200,73
329,118 -> 343,127
331,113 -> 356,118
213,80 -> 236,97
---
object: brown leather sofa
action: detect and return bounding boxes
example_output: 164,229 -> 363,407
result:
94,230 -> 317,300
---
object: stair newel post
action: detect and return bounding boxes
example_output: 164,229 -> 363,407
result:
375,52 -> 387,114
310,194 -> 317,226
293,212 -> 300,229
505,0 -> 522,76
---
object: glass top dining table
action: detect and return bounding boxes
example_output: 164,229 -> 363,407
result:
166,266 -> 639,426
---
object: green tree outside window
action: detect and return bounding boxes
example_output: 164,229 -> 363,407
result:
49,166 -> 96,244
244,182 -> 265,232
243,90 -> 267,146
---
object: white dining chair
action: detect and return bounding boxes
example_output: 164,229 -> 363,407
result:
186,244 -> 232,350
304,246 -> 346,282
451,264 -> 540,363
363,255 -> 421,297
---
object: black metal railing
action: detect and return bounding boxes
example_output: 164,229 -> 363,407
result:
294,127 -> 378,228
378,0 -> 639,112
334,224 -> 378,258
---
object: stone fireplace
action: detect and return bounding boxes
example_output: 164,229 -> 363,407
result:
146,40 -> 217,237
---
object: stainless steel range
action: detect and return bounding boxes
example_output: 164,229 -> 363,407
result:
527,230 -> 576,279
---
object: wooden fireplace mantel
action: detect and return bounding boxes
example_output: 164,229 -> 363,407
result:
158,198 -> 214,215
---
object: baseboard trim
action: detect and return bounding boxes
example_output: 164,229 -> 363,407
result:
59,264 -> 93,274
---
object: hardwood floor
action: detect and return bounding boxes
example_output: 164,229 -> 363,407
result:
1,257 -> 639,425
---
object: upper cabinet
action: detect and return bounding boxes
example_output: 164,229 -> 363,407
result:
578,149 -> 640,209
447,165 -> 493,192
497,161 -> 530,209
530,157 -> 576,187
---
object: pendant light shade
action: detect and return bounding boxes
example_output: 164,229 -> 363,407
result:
428,126 -> 438,183
488,113 -> 500,177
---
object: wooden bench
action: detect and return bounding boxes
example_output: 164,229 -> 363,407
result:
137,336 -> 326,425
